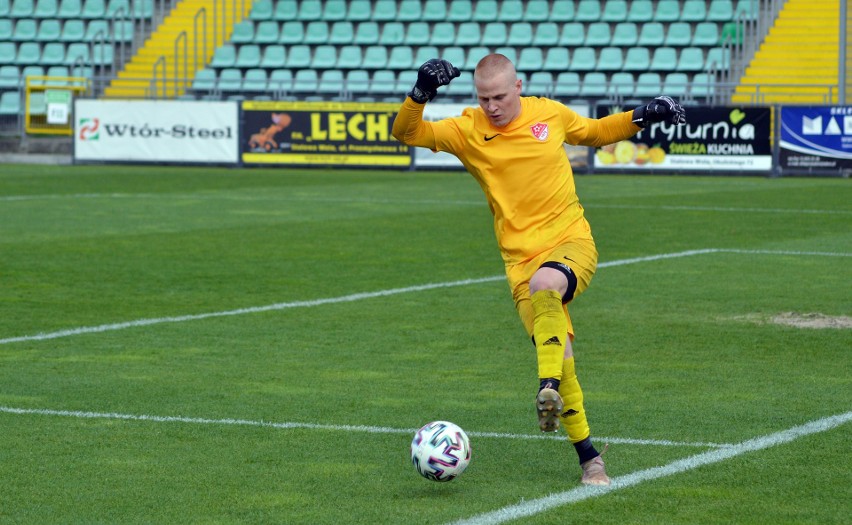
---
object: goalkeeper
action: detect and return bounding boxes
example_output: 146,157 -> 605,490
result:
392,54 -> 686,486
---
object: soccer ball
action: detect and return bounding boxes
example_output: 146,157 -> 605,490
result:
410,421 -> 471,482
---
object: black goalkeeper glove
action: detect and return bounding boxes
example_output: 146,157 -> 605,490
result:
407,58 -> 460,104
632,96 -> 687,128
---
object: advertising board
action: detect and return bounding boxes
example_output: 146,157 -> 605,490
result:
780,106 -> 852,171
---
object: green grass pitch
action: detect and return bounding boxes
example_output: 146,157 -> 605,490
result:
0,164 -> 850,524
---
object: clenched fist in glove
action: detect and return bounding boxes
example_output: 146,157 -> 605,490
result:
632,96 -> 687,128
407,59 -> 461,104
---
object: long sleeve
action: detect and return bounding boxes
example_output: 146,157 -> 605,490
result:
575,111 -> 642,148
391,97 -> 438,149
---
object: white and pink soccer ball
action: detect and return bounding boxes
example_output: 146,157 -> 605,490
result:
410,421 -> 471,482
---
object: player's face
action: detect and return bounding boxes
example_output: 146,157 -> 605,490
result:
475,71 -> 522,128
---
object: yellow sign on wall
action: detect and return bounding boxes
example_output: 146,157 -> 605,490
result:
25,76 -> 90,136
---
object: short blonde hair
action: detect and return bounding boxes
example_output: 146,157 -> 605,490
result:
474,53 -> 517,83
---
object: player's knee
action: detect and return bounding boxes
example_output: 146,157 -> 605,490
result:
531,262 -> 578,303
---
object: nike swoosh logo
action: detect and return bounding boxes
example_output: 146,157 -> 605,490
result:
484,134 -> 499,141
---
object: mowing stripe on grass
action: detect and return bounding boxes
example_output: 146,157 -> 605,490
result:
1,248 -> 849,346
449,411 -> 852,525
0,405 -> 731,449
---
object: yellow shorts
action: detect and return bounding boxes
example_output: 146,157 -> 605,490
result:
507,220 -> 598,340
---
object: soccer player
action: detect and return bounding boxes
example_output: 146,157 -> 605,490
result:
392,55 -> 686,486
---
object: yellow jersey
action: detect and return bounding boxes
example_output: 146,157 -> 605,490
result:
393,96 -> 639,265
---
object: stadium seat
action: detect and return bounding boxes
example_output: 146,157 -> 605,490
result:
230,20 -> 254,44
0,42 -> 16,62
0,19 -> 11,40
112,19 -> 132,42
297,0 -> 322,21
692,22 -> 720,46
91,42 -> 112,65
507,22 -> 533,46
322,0 -> 346,21
575,0 -> 602,22
335,45 -> 362,68
20,64 -> 44,84
59,18 -> 84,41
210,44 -> 236,68
523,0 -> 549,22
0,91 -> 21,116
304,21 -> 330,44
626,0 -> 653,21
691,72 -> 716,98
465,46 -> 489,68
292,68 -> 318,92
622,46 -> 651,71
15,42 -> 41,65
11,0 -> 35,17
379,21 -> 405,46
279,21 -> 304,45
680,0 -> 707,21
494,45 -> 517,64
345,0 -> 371,21
403,22 -> 431,46
734,0 -> 758,20
442,45 -> 465,69
372,0 -> 397,22
286,45 -> 311,68
63,41 -> 88,64
596,47 -> 623,70
481,22 -> 507,46
45,65 -> 69,84
445,70 -> 473,97
268,68 -> 293,92
0,65 -> 19,89
345,69 -> 370,95
40,41 -> 65,65
83,18 -> 108,40
553,71 -> 580,98
317,69 -> 344,95
664,22 -> 692,46
559,23 -> 585,47
249,0 -> 273,20
705,46 -> 731,69
254,20 -> 280,44
708,0 -> 734,21
584,22 -> 611,46
497,0 -> 523,22
518,47 -> 543,71
395,68 -> 416,92
329,21 -> 354,44
361,45 -> 388,69
638,22 -> 665,46
241,68 -> 268,92
527,71 -> 553,95
396,0 -> 422,22
580,72 -> 607,97
608,72 -> 634,97
12,19 -> 38,41
662,71 -> 689,97
653,0 -> 679,22
34,0 -> 57,17
472,0 -> 497,22
353,21 -> 379,45
649,46 -> 677,71
413,45 -> 439,65
428,22 -> 455,47
422,0 -> 448,22
611,22 -> 638,46
104,0 -> 128,16
368,69 -> 395,95
568,47 -> 596,71
28,90 -> 46,113
676,47 -> 704,71
259,45 -> 286,68
634,71 -> 662,97
387,46 -> 413,69
447,0 -> 472,21
81,0 -> 104,19
533,22 -> 558,46
542,47 -> 569,71
602,0 -> 628,22
57,0 -> 80,17
235,44 -> 262,68
215,68 -> 241,91
455,22 -> 481,46
548,0 -> 574,22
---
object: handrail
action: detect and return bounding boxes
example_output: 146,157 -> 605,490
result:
151,55 -> 166,99
174,31 -> 188,98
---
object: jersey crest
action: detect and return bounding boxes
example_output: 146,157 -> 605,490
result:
530,122 -> 549,141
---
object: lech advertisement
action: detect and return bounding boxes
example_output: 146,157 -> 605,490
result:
779,106 -> 852,171
593,105 -> 773,172
241,100 -> 410,167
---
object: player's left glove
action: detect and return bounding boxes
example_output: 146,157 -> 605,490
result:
632,95 -> 687,128
407,58 -> 461,104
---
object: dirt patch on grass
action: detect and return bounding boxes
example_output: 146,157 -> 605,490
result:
769,312 -> 852,330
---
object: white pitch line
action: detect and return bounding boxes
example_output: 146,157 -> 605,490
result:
2,248 -> 850,346
588,203 -> 852,215
0,405 -> 732,449
449,411 -> 852,525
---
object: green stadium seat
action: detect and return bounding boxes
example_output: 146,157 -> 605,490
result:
285,44 -> 311,68
708,0 -> 734,21
428,22 -> 455,46
465,46 -> 489,68
494,45 -> 517,64
626,0 -> 653,21
91,42 -> 112,65
637,21 -> 664,46
455,22 -> 481,46
507,22 -> 533,46
259,45 -> 286,68
584,22 -> 611,46
654,0 -> 679,22
34,0 -> 56,17
28,91 -> 46,114
662,72 -> 688,97
56,0 -> 79,17
622,46 -> 650,71
279,21 -> 304,45
131,0 -> 151,18
304,21 -> 329,44
472,0 -> 497,22
63,41 -> 88,64
11,0 -> 34,17
0,65 -> 19,89
354,21 -> 379,45
216,68 -> 241,91
83,18 -> 108,40
542,47 -> 569,71
517,47 -> 543,70
705,46 -> 731,69
81,0 -> 104,18
45,65 -> 68,84
0,42 -> 16,62
397,0 -> 422,22
362,45 -> 388,69
345,69 -> 370,95
533,22 -> 558,46
442,45 -> 465,68
553,71 -> 580,98
15,42 -> 41,65
676,47 -> 704,71
691,72 -> 716,98
719,22 -> 741,44
241,68 -> 268,91
421,0 -> 446,21
602,0 -> 627,22
611,22 -> 638,46
735,0 -> 758,20
104,0 -> 127,16
12,19 -> 38,41
270,0 -> 294,21
0,0 -> 8,15
40,42 -> 65,65
297,0 -> 322,21
20,64 -> 44,84
372,0 -> 397,22
402,21 -> 429,46
293,69 -> 318,93
608,72 -> 634,97
268,68 -> 292,92
634,71 -> 661,97
523,0 -> 549,22
336,45 -> 362,68
68,62 -> 90,78
497,0 -> 523,22
568,47 -> 595,70
692,22 -> 720,46
236,44 -> 262,68
254,20 -> 280,44
481,22 -> 507,46
112,20 -> 132,42
58,19 -> 83,41
0,91 -> 21,116
230,21 -> 254,44
210,44 -> 236,67
575,0 -> 601,22
0,19 -> 11,40
368,69 -> 395,95
329,21 -> 354,44
379,22 -> 405,46
597,47 -> 623,70
559,22 -> 584,47
681,0 -> 707,22
387,46 -> 413,69
345,0 -> 371,21
664,22 -> 692,46
317,69 -> 344,95
413,45 -> 439,65
445,71 -> 473,97
649,46 -> 677,71
447,0 -> 471,21
395,69 -> 416,92
548,0 -> 574,22
322,0 -> 346,21
527,71 -> 553,95
580,72 -> 607,97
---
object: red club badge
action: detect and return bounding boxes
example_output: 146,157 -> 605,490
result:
530,122 -> 549,141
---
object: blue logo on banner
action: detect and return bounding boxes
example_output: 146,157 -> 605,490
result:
780,106 -> 852,159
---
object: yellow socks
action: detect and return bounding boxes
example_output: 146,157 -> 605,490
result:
530,289 -> 567,381
559,356 -> 591,444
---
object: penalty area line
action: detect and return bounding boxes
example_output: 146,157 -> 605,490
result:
448,411 -> 852,525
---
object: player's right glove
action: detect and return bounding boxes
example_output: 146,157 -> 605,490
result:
632,95 -> 687,128
407,59 -> 461,104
